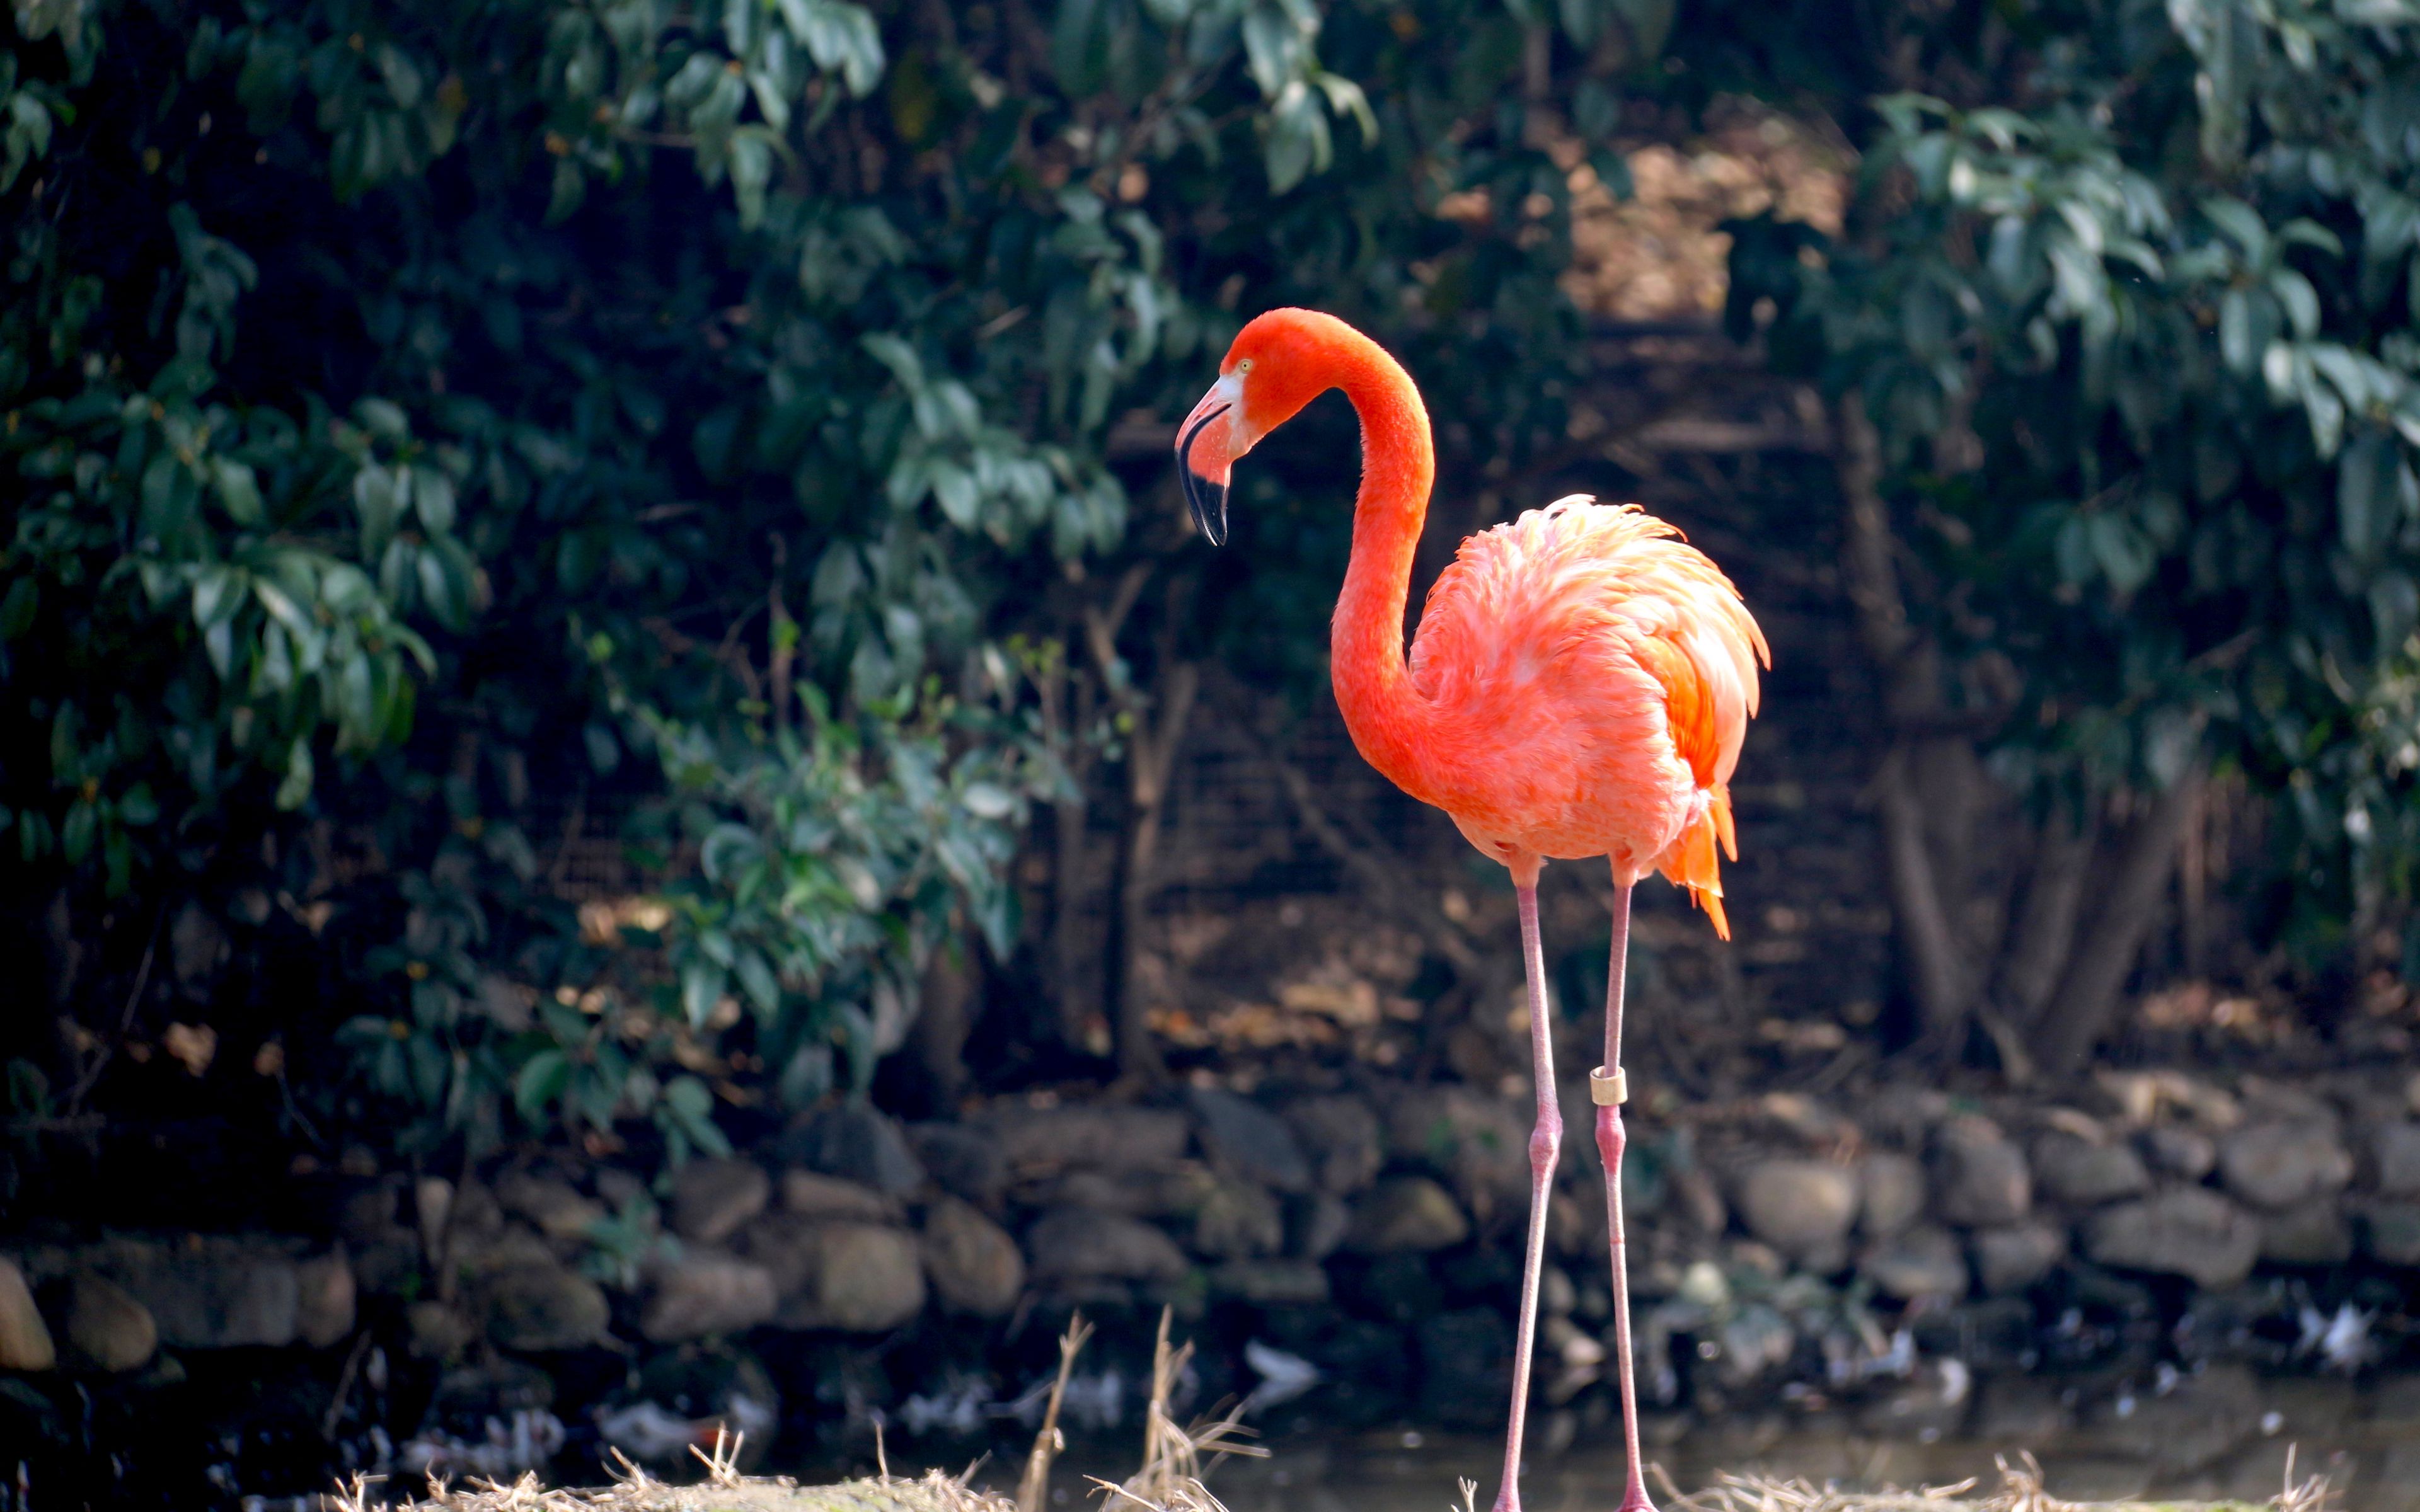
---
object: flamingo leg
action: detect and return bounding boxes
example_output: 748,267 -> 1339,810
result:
1491,881 -> 1561,1512
1596,879 -> 1654,1511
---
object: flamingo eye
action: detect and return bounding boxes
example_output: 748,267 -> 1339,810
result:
1237,358 -> 1253,375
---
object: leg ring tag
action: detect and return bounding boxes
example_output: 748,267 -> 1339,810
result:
1589,1067 -> 1628,1106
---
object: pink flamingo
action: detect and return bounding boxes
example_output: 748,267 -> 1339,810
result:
1177,309 -> 1765,1512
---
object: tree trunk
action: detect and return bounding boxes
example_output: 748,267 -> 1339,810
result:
1107,661 -> 1197,1082
1997,802 -> 2098,1024
1047,659 -> 1098,1050
1833,389 -> 1977,1045
903,935 -> 979,1116
1874,742 -> 1973,1040
2032,774 -> 2203,1080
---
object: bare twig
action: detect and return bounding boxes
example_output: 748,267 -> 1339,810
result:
1016,1312 -> 1093,1512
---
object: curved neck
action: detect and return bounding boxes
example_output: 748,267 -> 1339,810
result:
1325,331 -> 1438,795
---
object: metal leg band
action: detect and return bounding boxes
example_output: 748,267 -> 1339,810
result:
1589,1066 -> 1628,1106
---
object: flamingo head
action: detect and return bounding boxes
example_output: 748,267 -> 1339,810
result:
1175,309 -> 1338,546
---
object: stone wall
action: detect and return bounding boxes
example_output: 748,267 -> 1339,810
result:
6,1062 -> 2416,1489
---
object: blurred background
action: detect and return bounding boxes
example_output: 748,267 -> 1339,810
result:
5,0 -> 2420,1505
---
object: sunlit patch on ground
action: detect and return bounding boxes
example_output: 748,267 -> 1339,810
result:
1562,100 -> 1849,324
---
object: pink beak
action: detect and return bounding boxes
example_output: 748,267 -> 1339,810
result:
1175,377 -> 1240,546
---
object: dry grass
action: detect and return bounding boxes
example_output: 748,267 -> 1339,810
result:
347,1336 -> 2333,1512
1669,1450 -> 2337,1512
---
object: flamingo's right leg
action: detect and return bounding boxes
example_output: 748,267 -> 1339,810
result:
1490,878 -> 1561,1512
1596,877 -> 1656,1511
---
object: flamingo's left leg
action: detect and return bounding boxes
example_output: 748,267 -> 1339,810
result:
1596,876 -> 1656,1511
1490,876 -> 1561,1512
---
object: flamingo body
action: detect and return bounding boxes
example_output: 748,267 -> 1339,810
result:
1391,497 -> 1763,931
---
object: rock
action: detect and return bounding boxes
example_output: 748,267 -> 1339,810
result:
1857,1152 -> 1925,1238
670,1158 -> 771,1243
1283,1095 -> 1385,1196
336,1177 -> 409,1245
782,1102 -> 926,1195
0,1258 -> 57,1370
433,1179 -> 507,1254
2359,1200 -> 2420,1264
781,1170 -> 897,1222
1024,1208 -> 1191,1285
2139,1125 -> 2218,1181
2083,1187 -> 2262,1289
96,1236 -> 299,1348
495,1172 -> 604,1243
2258,1195 -> 2352,1264
473,1263 -> 610,1351
920,1198 -> 1024,1317
2031,1132 -> 2152,1207
1932,1116 -> 2030,1226
1386,1087 -> 1531,1219
1192,1178 -> 1285,1259
406,1299 -> 476,1360
1345,1177 -> 1470,1253
1028,1163 -> 1217,1218
1671,1165 -> 1728,1235
2218,1121 -> 2352,1209
59,1274 -> 156,1372
1732,1159 -> 1859,1259
1541,1266 -> 1577,1315
1857,1225 -> 1968,1301
1291,1191 -> 1352,1260
1864,1086 -> 1952,1143
1209,1259 -> 1332,1304
2371,1122 -> 2420,1196
352,1234 -> 420,1297
1970,1222 -> 2066,1294
909,1122 -> 1009,1206
640,1250 -> 780,1341
296,1250 -> 357,1348
986,1105 -> 1190,1174
1189,1086 -> 1312,1194
740,1217 -> 928,1331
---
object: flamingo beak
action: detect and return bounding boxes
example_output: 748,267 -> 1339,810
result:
1176,375 -> 1242,547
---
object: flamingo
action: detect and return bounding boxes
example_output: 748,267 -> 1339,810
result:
1175,309 -> 1765,1512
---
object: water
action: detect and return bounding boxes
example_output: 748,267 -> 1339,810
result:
956,1371 -> 2418,1512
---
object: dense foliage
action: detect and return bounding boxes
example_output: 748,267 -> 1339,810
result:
1,0 -> 1663,1176
1723,0 -> 2420,1068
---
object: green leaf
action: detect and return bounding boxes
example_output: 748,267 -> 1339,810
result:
680,962 -> 726,1028
734,949 -> 781,1016
60,800 -> 96,866
0,578 -> 36,641
274,737 -> 315,811
410,464 -> 456,534
211,458 -> 265,526
514,1050 -> 572,1120
118,782 -> 159,826
2337,431 -> 2398,558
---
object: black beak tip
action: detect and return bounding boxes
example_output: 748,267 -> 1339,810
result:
1185,471 -> 1229,547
